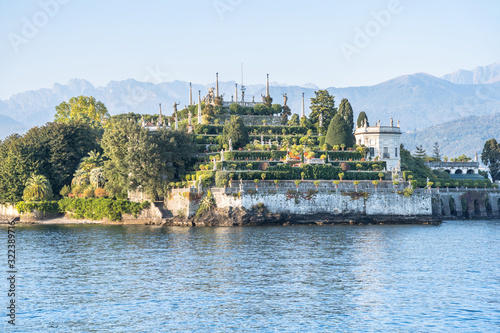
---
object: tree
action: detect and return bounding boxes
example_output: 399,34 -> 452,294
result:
356,111 -> 369,128
0,134 -> 37,203
414,145 -> 427,158
222,116 -> 249,149
23,174 -> 53,201
55,96 -> 110,128
338,98 -> 354,133
481,139 -> 500,182
325,113 -> 354,148
400,144 -> 432,180
309,90 -> 336,133
102,118 -> 195,199
432,142 -> 442,161
0,122 -> 101,203
288,114 -> 300,126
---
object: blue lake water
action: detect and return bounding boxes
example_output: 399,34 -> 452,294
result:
1,220 -> 499,332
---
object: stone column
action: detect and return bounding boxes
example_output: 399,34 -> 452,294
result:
158,103 -> 163,126
189,82 -> 193,106
266,74 -> 270,97
301,92 -> 305,118
198,90 -> 202,124
216,73 -> 219,98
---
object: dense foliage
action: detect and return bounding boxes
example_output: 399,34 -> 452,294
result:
481,138 -> 500,182
309,90 -> 336,133
325,113 -> 354,148
55,96 -> 110,128
0,121 -> 101,203
102,118 -> 195,199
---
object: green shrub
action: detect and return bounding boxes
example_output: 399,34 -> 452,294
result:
16,201 -> 60,214
58,198 -> 150,221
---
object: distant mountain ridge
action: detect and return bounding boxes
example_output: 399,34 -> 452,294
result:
402,112 -> 500,158
1,63 -> 500,155
441,62 -> 500,84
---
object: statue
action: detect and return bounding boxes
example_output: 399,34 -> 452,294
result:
188,111 -> 192,125
228,137 -> 233,151
283,93 -> 288,106
173,101 -> 180,113
319,113 -> 323,128
390,118 -> 394,127
252,96 -> 255,103
261,134 -> 264,145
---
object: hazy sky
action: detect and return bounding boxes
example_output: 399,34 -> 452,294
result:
1,0 -> 499,100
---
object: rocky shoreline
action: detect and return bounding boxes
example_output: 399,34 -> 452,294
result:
1,206 -> 441,226
163,207 -> 442,227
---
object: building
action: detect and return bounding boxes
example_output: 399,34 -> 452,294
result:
354,118 -> 402,171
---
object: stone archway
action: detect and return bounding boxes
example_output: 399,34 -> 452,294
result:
444,169 -> 451,174
467,169 -> 475,174
461,198 -> 469,218
473,199 -> 481,217
449,197 -> 457,216
455,169 -> 463,174
485,198 -> 493,217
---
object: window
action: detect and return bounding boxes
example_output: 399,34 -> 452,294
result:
383,147 -> 390,159
395,147 -> 398,157
369,147 -> 375,157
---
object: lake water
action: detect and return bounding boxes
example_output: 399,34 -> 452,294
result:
1,220 -> 499,332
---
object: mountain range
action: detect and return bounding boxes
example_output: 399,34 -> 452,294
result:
1,62 -> 499,157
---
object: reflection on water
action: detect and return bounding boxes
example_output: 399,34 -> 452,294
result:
0,221 -> 498,332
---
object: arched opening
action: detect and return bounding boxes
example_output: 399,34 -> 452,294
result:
441,199 -> 446,216
449,197 -> 457,216
467,169 -> 475,174
485,198 -> 493,217
461,198 -> 469,219
444,170 -> 451,174
473,199 -> 481,217
455,169 -> 463,174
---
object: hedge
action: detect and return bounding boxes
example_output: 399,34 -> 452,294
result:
223,150 -> 288,161
329,161 -> 387,171
58,198 -> 150,221
16,201 -> 60,214
326,151 -> 364,160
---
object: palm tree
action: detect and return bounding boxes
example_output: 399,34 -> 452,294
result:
23,174 -> 53,201
79,150 -> 103,172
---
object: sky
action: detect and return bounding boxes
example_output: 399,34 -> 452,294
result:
0,0 -> 499,100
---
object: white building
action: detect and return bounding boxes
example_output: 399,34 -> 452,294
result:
354,118 -> 402,171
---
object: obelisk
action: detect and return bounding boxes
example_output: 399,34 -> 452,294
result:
197,90 -> 202,124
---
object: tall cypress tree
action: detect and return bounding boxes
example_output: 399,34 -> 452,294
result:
338,98 -> 354,133
356,111 -> 369,127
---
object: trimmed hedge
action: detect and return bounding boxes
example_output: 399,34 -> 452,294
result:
327,151 -> 364,160
58,198 -> 150,221
223,150 -> 288,161
329,161 -> 387,171
16,201 -> 60,214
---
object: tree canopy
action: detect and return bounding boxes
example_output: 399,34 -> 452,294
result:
481,138 -> 500,182
55,96 -> 110,128
325,113 -> 354,148
221,116 -> 249,150
356,111 -> 369,128
309,90 -> 336,133
102,118 -> 195,199
0,121 -> 101,203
